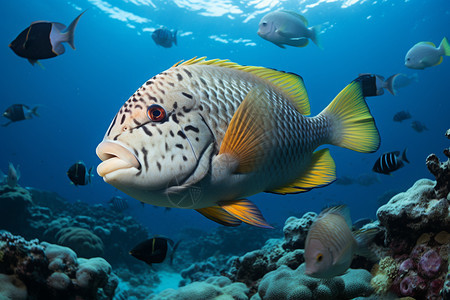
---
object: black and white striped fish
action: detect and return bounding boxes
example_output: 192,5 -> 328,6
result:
108,196 -> 129,212
152,28 -> 177,48
372,149 -> 409,175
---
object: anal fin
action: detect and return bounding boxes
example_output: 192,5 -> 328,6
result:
220,199 -> 273,228
196,206 -> 242,227
269,148 -> 336,194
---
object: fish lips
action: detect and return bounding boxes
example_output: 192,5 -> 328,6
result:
96,141 -> 141,179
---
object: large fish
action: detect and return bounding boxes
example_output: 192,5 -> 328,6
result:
96,58 -> 380,228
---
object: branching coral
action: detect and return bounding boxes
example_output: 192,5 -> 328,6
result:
370,256 -> 398,294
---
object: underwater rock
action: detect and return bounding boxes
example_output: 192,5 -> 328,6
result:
0,273 -> 27,300
183,224 -> 279,262
228,238 -> 299,286
442,263 -> 450,299
251,263 -> 373,300
55,227 -> 104,258
282,211 -> 317,250
377,179 -> 449,242
0,185 -> 33,232
426,133 -> 450,198
27,187 -> 68,213
147,275 -> 249,300
180,257 -> 221,285
0,231 -> 118,299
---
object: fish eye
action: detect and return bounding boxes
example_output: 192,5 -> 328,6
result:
147,104 -> 167,122
406,58 -> 410,61
262,22 -> 267,26
316,254 -> 323,262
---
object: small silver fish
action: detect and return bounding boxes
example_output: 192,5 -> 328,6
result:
304,205 -> 378,278
405,37 -> 450,69
96,58 -> 380,228
257,11 -> 321,49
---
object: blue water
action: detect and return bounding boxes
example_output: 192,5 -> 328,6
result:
1,0 -> 449,238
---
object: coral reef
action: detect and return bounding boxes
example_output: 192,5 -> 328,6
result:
388,232 -> 449,299
0,184 -> 149,267
251,263 -> 373,300
377,130 -> 449,244
146,275 -> 249,300
0,231 -> 118,299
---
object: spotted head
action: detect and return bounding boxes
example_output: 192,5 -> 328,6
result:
96,65 -> 215,206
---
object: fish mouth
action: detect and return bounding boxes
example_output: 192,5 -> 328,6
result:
96,141 -> 141,177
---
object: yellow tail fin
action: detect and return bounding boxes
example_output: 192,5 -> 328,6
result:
322,81 -> 380,153
439,37 -> 450,56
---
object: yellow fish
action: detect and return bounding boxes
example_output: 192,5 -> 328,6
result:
96,58 -> 380,228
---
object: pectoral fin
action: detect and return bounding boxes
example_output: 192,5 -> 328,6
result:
268,148 -> 336,194
196,206 -> 242,226
432,56 -> 444,66
218,86 -> 273,173
220,199 -> 273,228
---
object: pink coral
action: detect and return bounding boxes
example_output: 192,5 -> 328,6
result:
399,276 -> 426,297
427,279 -> 444,299
418,249 -> 442,278
399,258 -> 414,274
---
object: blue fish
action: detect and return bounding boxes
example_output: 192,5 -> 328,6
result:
152,28 -> 177,48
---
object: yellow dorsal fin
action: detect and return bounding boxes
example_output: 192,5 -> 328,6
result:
282,10 -> 308,26
218,86 -> 273,173
196,206 -> 242,226
268,148 -> 336,194
172,57 -> 310,115
220,199 -> 273,228
417,41 -> 436,47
